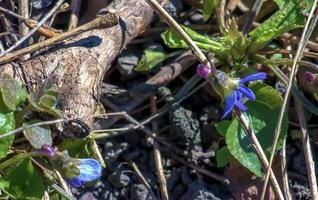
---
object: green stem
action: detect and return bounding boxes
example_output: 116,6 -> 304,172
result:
15,103 -> 32,126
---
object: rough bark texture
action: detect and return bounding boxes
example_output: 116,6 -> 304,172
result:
0,0 -> 155,126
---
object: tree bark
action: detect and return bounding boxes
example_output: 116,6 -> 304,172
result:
0,0 -> 156,126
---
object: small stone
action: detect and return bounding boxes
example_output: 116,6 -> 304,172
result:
108,171 -> 131,189
164,0 -> 183,18
190,12 -> 205,24
182,181 -> 233,200
117,47 -> 141,80
290,179 -> 312,200
79,192 -> 96,200
130,184 -> 154,200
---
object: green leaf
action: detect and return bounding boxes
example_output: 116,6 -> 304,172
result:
273,0 -> 313,10
225,101 -> 288,177
58,139 -> 92,158
29,90 -> 62,117
135,50 -> 167,72
0,76 -> 27,111
0,157 -> 45,199
249,81 -> 283,109
23,121 -> 52,149
216,146 -> 230,167
215,120 -> 232,136
249,0 -> 306,52
203,0 -> 216,21
0,112 -> 15,159
161,26 -> 225,54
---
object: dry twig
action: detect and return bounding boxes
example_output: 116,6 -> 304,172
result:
150,95 -> 169,200
295,99 -> 318,199
0,13 -> 119,64
68,0 -> 82,30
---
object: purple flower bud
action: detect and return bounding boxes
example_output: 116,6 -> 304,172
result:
40,144 -> 57,157
196,64 -> 211,78
304,72 -> 316,82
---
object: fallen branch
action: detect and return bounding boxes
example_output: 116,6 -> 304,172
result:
0,0 -> 159,128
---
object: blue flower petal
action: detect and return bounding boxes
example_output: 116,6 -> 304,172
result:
238,72 -> 267,84
237,86 -> 255,100
222,92 -> 236,119
77,159 -> 102,182
236,91 -> 243,102
68,177 -> 83,187
235,100 -> 248,111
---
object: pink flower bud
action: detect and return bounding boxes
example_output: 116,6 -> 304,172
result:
40,144 -> 57,157
196,64 -> 211,78
304,72 -> 316,82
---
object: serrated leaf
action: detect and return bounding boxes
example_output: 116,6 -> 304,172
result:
0,112 -> 15,159
135,50 -> 167,72
23,121 -> 52,149
161,26 -> 225,54
216,146 -> 230,167
203,0 -> 216,21
273,0 -> 314,9
0,157 -> 46,199
249,0 -> 306,52
225,101 -> 288,177
0,76 -> 27,111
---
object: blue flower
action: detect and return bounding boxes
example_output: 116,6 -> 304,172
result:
220,71 -> 267,118
68,158 -> 102,187
196,64 -> 267,119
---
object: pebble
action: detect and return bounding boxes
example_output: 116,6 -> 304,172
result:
117,47 -> 141,80
190,12 -> 205,24
108,171 -> 131,189
130,184 -> 154,200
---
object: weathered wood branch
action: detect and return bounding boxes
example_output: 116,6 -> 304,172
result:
0,0 -> 157,126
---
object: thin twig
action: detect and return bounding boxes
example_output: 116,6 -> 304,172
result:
68,0 -> 82,30
260,1 -> 318,200
219,0 -> 228,33
171,153 -> 229,184
280,140 -> 293,200
18,0 -> 29,55
295,99 -> 318,199
0,6 -> 60,38
0,0 -> 65,57
242,0 -> 264,34
150,95 -> 169,200
0,112 -> 125,139
53,170 -> 73,197
130,162 -> 159,200
0,13 -> 119,64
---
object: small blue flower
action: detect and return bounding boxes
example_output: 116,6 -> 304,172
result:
196,64 -> 267,119
68,158 -> 102,187
221,72 -> 267,118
